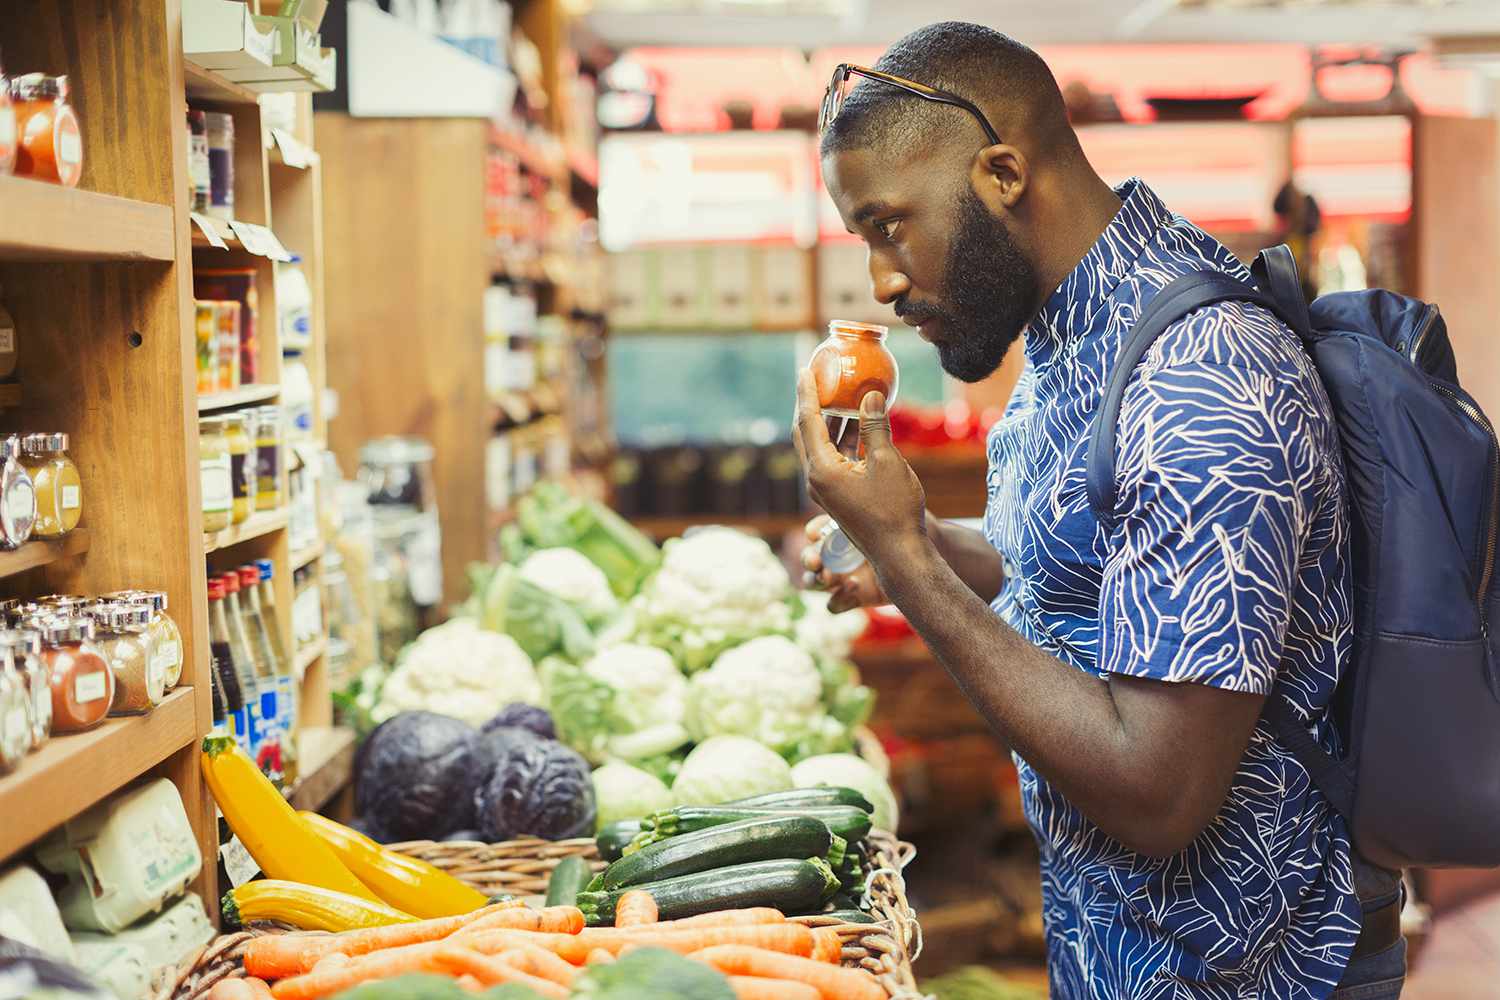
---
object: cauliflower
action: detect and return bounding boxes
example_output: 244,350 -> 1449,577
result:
372,618 -> 541,726
545,643 -> 691,764
794,590 -> 869,664
519,548 -> 619,625
634,528 -> 797,671
592,760 -> 675,828
687,636 -> 827,750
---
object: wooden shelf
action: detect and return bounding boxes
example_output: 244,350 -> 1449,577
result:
0,528 -> 90,581
290,541 -> 323,571
294,638 -> 326,677
0,176 -> 175,263
286,725 -> 356,812
198,384 -> 280,412
631,514 -> 807,542
0,688 -> 197,861
204,508 -> 289,553
184,61 -> 258,105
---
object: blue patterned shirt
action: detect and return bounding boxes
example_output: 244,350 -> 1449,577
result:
983,179 -> 1361,999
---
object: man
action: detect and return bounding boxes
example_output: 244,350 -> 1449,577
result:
797,22 -> 1405,1000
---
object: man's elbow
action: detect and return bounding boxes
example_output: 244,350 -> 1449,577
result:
1108,785 -> 1224,859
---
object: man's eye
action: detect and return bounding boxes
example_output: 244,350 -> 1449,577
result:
875,219 -> 900,241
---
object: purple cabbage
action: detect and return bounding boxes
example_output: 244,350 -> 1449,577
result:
482,703 -> 557,740
475,737 -> 596,842
355,711 -> 495,841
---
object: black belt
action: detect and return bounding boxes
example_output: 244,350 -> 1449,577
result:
1352,898 -> 1402,959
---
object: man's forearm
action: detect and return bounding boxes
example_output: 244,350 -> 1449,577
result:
924,513 -> 1006,603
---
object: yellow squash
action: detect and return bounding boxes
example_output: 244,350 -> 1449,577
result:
222,880 -> 415,932
299,811 -> 490,919
200,735 -> 381,902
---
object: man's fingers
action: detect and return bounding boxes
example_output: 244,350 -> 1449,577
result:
795,369 -> 837,470
801,542 -> 824,575
859,390 -> 893,455
804,514 -> 832,542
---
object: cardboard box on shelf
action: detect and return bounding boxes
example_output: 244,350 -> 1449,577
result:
606,250 -> 654,330
753,244 -> 814,331
655,246 -> 709,330
705,243 -> 754,330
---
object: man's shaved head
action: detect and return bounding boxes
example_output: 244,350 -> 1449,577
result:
820,22 -> 1075,165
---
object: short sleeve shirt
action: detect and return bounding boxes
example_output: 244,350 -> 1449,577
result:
984,180 -> 1361,999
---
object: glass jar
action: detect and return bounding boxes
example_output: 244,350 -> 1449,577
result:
282,352 -> 314,442
0,283 -> 18,382
10,74 -> 82,188
254,560 -> 291,682
38,615 -> 112,733
224,412 -> 253,525
195,301 -> 217,395
808,320 -> 900,419
359,437 -> 438,511
199,416 -> 232,532
0,638 -> 31,773
254,405 -> 283,510
187,108 -> 210,213
205,111 -> 234,221
101,591 -> 182,690
20,432 -> 81,538
0,435 -> 35,549
3,628 -> 50,750
90,602 -> 162,716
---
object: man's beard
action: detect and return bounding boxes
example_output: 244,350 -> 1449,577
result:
897,187 -> 1038,383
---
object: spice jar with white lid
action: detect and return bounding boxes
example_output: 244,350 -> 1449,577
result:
38,615 -> 111,733
100,590 -> 182,690
4,628 -> 49,749
20,433 -> 81,538
0,435 -> 35,549
89,602 -> 162,716
0,642 -> 31,773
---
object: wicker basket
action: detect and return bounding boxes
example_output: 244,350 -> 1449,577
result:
157,832 -> 923,1000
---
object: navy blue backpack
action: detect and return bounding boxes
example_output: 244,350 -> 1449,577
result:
1087,245 -> 1500,870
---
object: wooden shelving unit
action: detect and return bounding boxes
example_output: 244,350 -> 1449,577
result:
286,726 -> 357,812
0,529 -> 91,580
290,541 -> 323,571
294,638 -> 326,678
204,508 -> 291,553
197,383 -> 281,412
0,175 -> 176,262
184,61 -> 258,106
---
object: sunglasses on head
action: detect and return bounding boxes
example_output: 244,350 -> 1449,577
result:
818,63 -> 1002,147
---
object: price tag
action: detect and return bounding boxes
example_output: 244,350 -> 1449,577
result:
219,835 -> 261,888
227,220 -> 265,255
191,213 -> 228,250
271,128 -> 311,169
251,224 -> 294,263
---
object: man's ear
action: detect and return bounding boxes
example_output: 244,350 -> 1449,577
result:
972,144 -> 1028,214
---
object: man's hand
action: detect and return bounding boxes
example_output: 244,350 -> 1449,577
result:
800,514 -> 889,612
792,369 -> 926,571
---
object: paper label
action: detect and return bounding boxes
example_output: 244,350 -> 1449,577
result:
57,127 -> 81,167
75,670 -> 108,704
32,683 -> 49,725
155,641 -> 180,675
61,484 -> 80,510
271,128 -> 311,169
4,479 -> 33,528
4,707 -> 27,745
191,213 -> 228,250
0,325 -> 15,355
219,835 -> 261,888
201,455 -> 232,513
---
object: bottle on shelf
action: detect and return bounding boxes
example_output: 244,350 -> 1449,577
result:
282,352 -> 314,443
276,256 -> 313,353
246,561 -> 297,787
221,570 -> 281,782
207,576 -> 246,740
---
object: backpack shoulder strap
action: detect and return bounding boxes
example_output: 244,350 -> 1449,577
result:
1251,244 -> 1314,340
1084,271 -> 1286,529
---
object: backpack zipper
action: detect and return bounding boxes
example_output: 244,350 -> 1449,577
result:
1406,304 -> 1440,368
1430,380 -> 1499,633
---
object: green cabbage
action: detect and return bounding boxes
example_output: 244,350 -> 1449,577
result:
592,760 -> 675,829
791,753 -> 900,832
672,736 -> 794,807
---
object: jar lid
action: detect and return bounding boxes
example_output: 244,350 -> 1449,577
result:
255,558 -> 274,581
101,589 -> 167,613
0,435 -> 22,461
36,615 -> 94,644
36,594 -> 90,609
10,73 -> 65,102
89,601 -> 152,630
0,628 -> 40,654
827,320 -> 889,338
20,432 -> 68,455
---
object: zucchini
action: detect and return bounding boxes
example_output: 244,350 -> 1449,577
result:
546,855 -> 595,907
577,858 -> 840,927
602,816 -> 833,891
646,805 -> 872,843
728,787 -> 874,814
596,820 -> 643,862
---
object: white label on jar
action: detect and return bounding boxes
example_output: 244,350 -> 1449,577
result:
0,325 -> 14,354
75,670 -> 108,704
61,484 -> 80,510
201,455 -> 232,514
58,127 -> 82,166
4,707 -> 26,745
0,108 -> 15,150
156,641 -> 180,672
4,478 -> 34,534
31,683 -> 48,726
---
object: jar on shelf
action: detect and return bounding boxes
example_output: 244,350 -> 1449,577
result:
205,111 -> 234,221
10,74 -> 82,188
100,590 -> 181,691
187,109 -> 210,214
2,628 -> 50,750
282,352 -> 314,442
199,416 -> 232,533
37,615 -> 112,734
89,602 -> 162,716
224,412 -> 253,525
0,284 -> 19,382
0,434 -> 35,549
194,302 -> 217,396
0,640 -> 31,773
20,432 -> 81,539
253,405 -> 283,511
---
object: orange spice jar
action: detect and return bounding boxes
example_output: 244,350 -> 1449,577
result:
11,74 -> 82,188
808,320 -> 900,418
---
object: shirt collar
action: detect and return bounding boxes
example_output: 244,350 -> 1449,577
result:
1024,178 -> 1173,370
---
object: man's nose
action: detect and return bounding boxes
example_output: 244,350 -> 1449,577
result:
868,252 -> 911,306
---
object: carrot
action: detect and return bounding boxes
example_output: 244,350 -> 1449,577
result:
431,947 -> 568,999
496,943 -> 578,985
268,942 -> 448,1000
311,953 -> 349,974
614,890 -> 658,928
456,905 -> 584,936
208,980 -> 256,1000
246,901 -> 520,978
243,978 -> 275,1000
658,908 -> 785,929
690,945 -> 885,1000
729,976 -> 821,1000
463,923 -> 814,964
586,948 -> 615,965
810,927 -> 844,964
